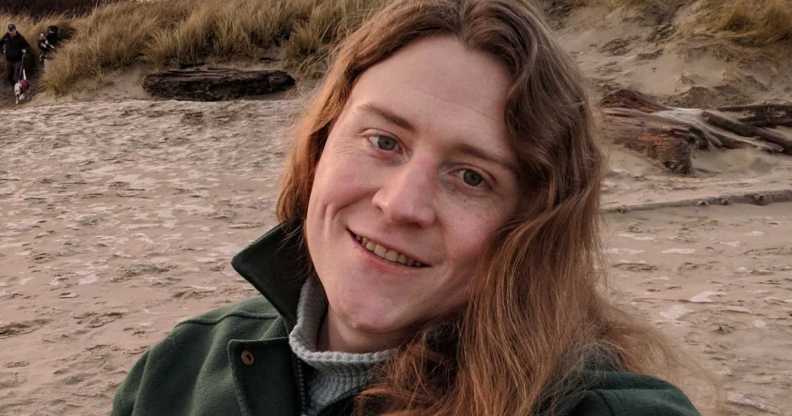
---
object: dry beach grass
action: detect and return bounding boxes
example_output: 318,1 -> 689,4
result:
1,0 -> 791,95
1,0 -> 388,94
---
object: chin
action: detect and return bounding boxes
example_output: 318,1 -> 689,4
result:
335,295 -> 413,336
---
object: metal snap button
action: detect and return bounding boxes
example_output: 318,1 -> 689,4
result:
241,349 -> 255,366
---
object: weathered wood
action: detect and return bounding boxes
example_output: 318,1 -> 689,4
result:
143,67 -> 295,101
702,110 -> 757,136
703,110 -> 792,153
600,108 -> 694,174
604,108 -> 782,152
739,116 -> 792,128
600,89 -> 671,113
599,90 -> 792,174
718,104 -> 792,113
718,103 -> 792,128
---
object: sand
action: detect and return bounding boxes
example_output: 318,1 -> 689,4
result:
0,95 -> 790,415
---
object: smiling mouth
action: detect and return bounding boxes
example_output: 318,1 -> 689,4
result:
351,231 -> 428,268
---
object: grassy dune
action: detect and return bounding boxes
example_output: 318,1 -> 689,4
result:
2,0 -> 387,94
599,0 -> 792,44
0,0 -> 789,95
0,0 -> 124,17
714,0 -> 792,45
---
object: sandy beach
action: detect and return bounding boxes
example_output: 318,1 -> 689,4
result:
1,97 -> 791,415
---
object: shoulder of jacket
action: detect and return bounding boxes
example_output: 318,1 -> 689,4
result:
175,296 -> 280,327
141,297 -> 284,360
569,370 -> 701,416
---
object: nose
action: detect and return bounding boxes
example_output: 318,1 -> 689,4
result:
372,161 -> 436,227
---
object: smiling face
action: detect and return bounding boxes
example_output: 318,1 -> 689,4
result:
305,36 -> 519,353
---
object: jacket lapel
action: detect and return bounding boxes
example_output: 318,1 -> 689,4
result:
231,222 -> 310,331
229,224 -> 310,415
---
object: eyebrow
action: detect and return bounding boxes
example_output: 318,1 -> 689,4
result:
358,103 -> 416,133
358,102 -> 518,175
455,142 -> 519,176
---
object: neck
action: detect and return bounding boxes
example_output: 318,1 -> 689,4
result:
319,307 -> 407,353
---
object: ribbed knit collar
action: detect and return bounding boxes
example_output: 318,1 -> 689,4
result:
289,278 -> 395,415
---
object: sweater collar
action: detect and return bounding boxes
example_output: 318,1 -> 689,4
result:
231,222 -> 309,330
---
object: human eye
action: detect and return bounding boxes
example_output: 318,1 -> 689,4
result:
456,168 -> 490,190
367,134 -> 401,152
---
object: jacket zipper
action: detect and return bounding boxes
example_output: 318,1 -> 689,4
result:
293,356 -> 308,412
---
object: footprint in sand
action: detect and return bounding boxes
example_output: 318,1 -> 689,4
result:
612,261 -> 658,272
0,319 -> 51,339
72,311 -> 126,328
0,371 -> 27,388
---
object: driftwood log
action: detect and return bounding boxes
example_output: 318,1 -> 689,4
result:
600,89 -> 792,174
143,68 -> 295,101
719,104 -> 792,127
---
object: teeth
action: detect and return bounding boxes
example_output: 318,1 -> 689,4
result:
355,234 -> 423,268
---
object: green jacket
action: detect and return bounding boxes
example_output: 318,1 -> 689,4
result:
112,224 -> 701,416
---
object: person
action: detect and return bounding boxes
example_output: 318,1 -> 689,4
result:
112,0 -> 703,415
0,23 -> 31,88
45,25 -> 60,47
38,33 -> 55,61
38,26 -> 60,64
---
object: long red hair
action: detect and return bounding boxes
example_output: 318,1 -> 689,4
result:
277,1 -> 686,414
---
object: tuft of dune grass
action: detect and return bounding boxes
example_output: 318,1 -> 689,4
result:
284,0 -> 388,77
570,0 -> 792,45
714,0 -> 792,45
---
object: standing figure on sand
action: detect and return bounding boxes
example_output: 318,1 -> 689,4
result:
1,23 -> 30,89
112,0 -> 703,415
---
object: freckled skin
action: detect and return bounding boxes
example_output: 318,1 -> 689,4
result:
305,36 -> 520,353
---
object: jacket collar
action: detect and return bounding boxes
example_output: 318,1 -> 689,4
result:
231,222 -> 310,330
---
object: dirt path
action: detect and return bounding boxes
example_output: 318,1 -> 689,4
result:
1,98 -> 791,415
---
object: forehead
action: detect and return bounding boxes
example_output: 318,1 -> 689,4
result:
344,36 -> 514,157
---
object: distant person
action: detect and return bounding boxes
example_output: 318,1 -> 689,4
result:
45,25 -> 60,47
38,26 -> 60,64
0,24 -> 30,88
38,34 -> 55,63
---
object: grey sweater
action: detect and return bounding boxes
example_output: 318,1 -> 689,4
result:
288,278 -> 395,416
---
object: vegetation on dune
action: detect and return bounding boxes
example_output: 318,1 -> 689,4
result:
0,0 -> 126,17
605,0 -> 792,44
1,0 -> 388,94
554,0 -> 792,44
714,0 -> 792,45
0,0 -> 790,95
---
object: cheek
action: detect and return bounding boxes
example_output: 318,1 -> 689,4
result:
444,212 -> 501,269
306,140 -> 378,233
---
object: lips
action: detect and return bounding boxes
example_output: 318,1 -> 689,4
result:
350,231 -> 428,268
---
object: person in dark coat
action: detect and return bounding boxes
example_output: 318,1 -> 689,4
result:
0,23 -> 31,87
39,26 -> 59,54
